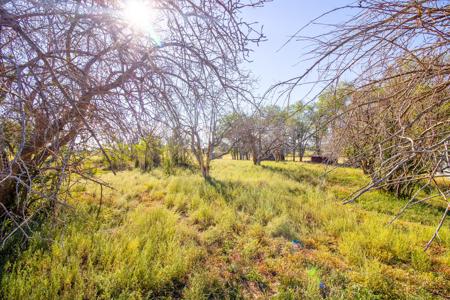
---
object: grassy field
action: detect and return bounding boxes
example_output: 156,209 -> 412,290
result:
1,160 -> 449,299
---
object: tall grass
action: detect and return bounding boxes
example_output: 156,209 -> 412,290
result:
1,160 -> 449,299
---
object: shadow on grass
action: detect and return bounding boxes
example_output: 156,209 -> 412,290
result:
0,208 -> 51,281
261,164 -> 322,187
205,176 -> 240,203
358,190 -> 450,226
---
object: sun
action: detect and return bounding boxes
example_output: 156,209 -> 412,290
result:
121,0 -> 161,45
122,0 -> 154,32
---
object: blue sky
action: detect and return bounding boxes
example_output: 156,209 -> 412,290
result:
241,0 -> 354,105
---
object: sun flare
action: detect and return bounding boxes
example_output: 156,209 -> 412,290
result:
121,0 -> 161,45
122,0 -> 154,32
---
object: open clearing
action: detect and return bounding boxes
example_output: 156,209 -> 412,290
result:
1,160 -> 449,299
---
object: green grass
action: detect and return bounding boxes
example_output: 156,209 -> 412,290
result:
1,160 -> 449,299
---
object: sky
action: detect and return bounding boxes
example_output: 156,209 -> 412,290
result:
241,0 -> 354,105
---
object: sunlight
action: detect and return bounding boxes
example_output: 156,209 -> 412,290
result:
122,0 -> 159,41
122,0 -> 153,30
3,1 -> 449,298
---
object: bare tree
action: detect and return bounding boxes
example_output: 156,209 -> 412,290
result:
273,0 -> 449,248
222,105 -> 291,165
0,0 -> 265,246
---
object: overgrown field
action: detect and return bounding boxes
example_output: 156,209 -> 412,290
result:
1,160 -> 449,299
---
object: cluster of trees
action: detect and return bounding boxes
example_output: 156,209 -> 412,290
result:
0,0 -> 265,246
100,86 -> 346,178
220,95 -> 344,165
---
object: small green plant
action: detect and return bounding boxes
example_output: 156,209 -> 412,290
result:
191,204 -> 216,229
411,249 -> 431,272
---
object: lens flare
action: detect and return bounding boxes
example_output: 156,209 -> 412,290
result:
122,0 -> 161,45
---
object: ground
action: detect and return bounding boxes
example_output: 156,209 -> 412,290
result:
1,160 -> 449,299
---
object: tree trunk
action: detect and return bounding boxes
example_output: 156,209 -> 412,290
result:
0,179 -> 19,213
252,156 -> 261,165
201,164 -> 209,178
315,135 -> 322,156
299,146 -> 305,162
250,138 -> 260,165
